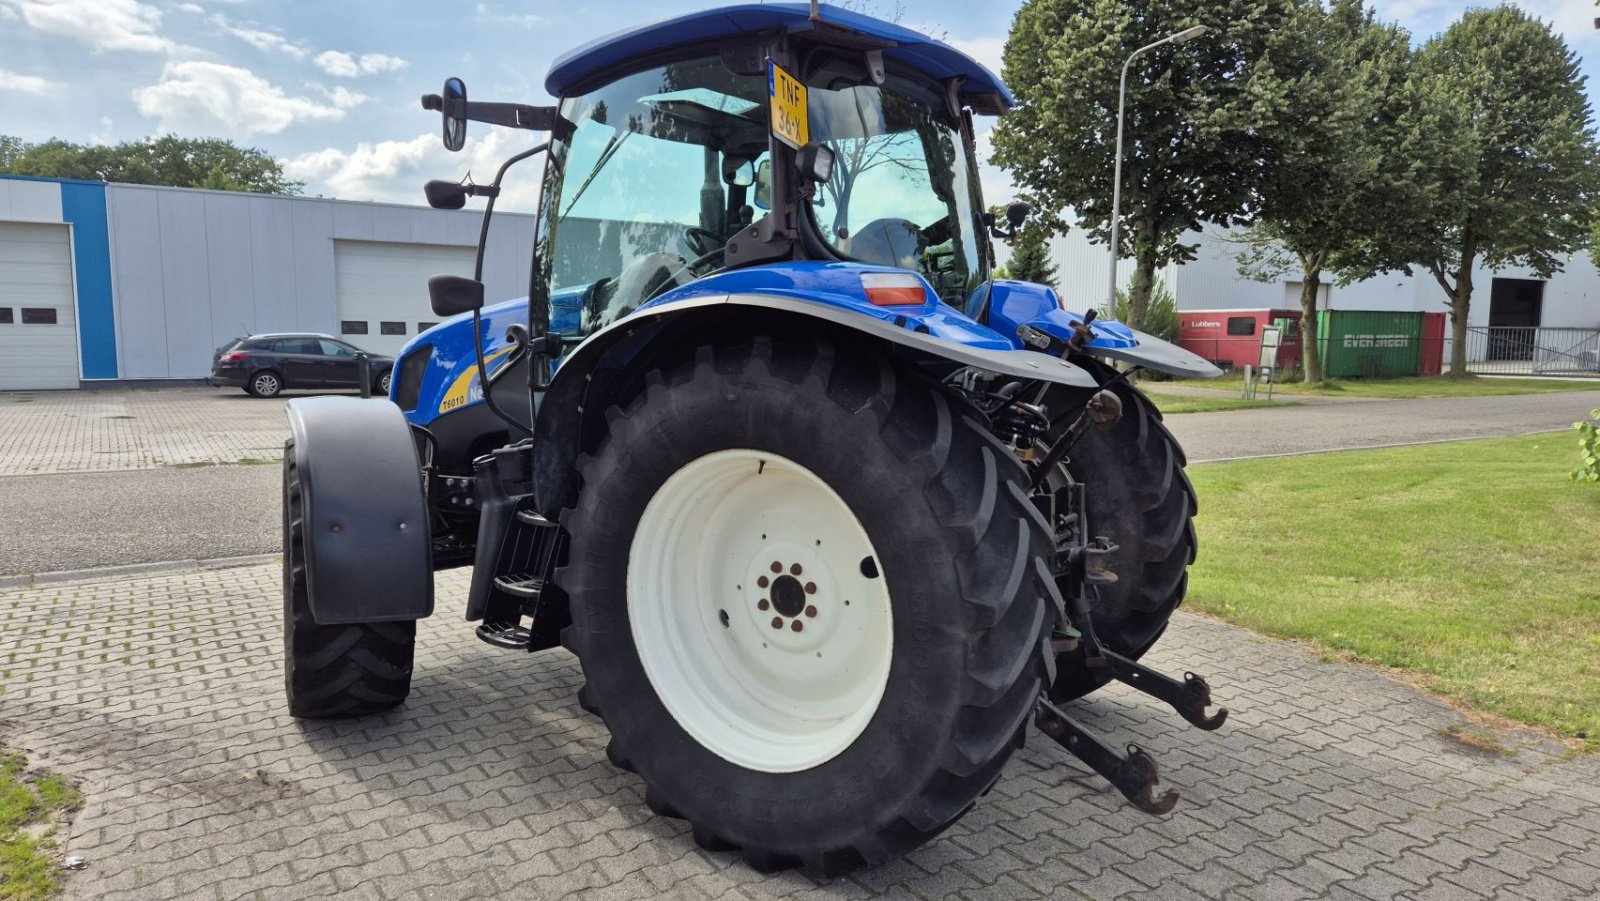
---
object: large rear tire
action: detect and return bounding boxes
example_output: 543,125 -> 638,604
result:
559,337 -> 1054,877
1048,358 -> 1198,701
282,439 -> 415,717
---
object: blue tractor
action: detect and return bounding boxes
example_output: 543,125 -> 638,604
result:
282,3 -> 1227,875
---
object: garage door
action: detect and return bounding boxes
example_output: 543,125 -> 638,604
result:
0,222 -> 79,390
334,240 -> 475,357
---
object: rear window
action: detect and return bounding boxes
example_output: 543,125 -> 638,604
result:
273,337 -> 321,354
1227,317 -> 1256,336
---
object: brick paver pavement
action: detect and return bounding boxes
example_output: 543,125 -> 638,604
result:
2,564 -> 1596,900
0,388 -> 289,476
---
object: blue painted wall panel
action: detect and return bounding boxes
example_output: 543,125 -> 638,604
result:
58,182 -> 118,379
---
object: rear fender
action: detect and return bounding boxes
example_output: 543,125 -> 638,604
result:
530,292 -> 1100,515
285,397 -> 433,624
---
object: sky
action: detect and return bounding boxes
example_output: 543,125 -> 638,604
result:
3,0 -> 1600,215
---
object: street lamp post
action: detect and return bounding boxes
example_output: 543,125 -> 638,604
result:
1106,24 -> 1208,314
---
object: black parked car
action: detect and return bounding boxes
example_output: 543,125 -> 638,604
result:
210,333 -> 394,398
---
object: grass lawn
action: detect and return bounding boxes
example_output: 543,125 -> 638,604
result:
1186,434 -> 1600,748
0,751 -> 80,900
1140,391 -> 1296,414
1178,373 -> 1600,398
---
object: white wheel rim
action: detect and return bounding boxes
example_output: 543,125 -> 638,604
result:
255,374 -> 278,394
628,449 -> 893,773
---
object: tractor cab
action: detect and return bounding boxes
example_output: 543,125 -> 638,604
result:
540,32 -> 996,333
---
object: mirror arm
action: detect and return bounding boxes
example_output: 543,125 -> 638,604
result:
466,140 -> 551,439
444,98 -> 568,135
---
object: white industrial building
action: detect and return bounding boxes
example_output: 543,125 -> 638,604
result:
1044,224 -> 1600,330
0,173 -> 533,391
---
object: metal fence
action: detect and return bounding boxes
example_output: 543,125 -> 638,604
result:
1463,327 -> 1600,376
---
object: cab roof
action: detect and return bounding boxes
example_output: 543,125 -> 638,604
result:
545,3 -> 1013,112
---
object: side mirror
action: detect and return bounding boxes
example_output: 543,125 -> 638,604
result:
753,159 -> 773,210
1005,201 -> 1030,231
424,180 -> 469,210
988,201 -> 1032,241
441,77 -> 467,151
725,158 -> 755,187
428,274 -> 484,317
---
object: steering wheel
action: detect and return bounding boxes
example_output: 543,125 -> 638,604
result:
649,246 -> 726,301
679,226 -> 725,259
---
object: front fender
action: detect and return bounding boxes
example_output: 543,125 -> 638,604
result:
285,397 -> 433,624
1025,308 -> 1223,379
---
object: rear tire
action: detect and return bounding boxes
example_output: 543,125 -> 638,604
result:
248,370 -> 283,398
1048,358 -> 1198,701
559,337 -> 1054,877
282,438 -> 415,717
375,370 -> 392,396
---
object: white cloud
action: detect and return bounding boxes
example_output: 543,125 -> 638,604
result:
90,116 -> 116,145
286,128 -> 542,210
1,0 -> 172,53
475,3 -> 538,29
314,50 -> 360,77
357,53 -> 407,74
132,61 -> 358,138
221,22 -> 307,59
176,2 -> 202,13
318,85 -> 368,110
314,49 -> 409,78
0,68 -> 55,94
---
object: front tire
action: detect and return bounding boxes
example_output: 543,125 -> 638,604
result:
282,438 -> 415,717
375,370 -> 391,396
559,338 -> 1054,876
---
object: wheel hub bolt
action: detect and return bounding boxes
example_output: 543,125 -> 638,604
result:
805,605 -> 817,618
790,563 -> 803,576
758,599 -> 770,611
757,576 -> 769,588
771,617 -> 783,630
770,561 -> 782,573
791,620 -> 803,633
804,582 -> 816,595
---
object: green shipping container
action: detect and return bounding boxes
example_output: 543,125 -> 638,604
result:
1317,310 -> 1424,378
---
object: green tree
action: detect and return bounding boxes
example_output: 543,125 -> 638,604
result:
1114,276 -> 1177,343
992,0 -> 1311,331
0,135 -> 302,194
1234,1 -> 1414,384
1003,222 -> 1059,288
1361,6 -> 1600,377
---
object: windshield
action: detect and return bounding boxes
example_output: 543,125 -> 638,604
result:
806,72 -> 988,305
543,57 -> 769,334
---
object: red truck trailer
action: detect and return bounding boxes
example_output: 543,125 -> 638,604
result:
1178,309 -> 1303,372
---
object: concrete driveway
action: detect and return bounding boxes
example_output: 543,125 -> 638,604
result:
2,565 -> 1596,900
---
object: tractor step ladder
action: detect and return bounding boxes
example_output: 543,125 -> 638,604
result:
475,502 -> 562,651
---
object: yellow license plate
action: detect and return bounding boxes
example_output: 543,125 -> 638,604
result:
768,60 -> 808,149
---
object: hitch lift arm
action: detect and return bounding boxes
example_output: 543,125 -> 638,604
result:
1033,442 -> 1231,815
